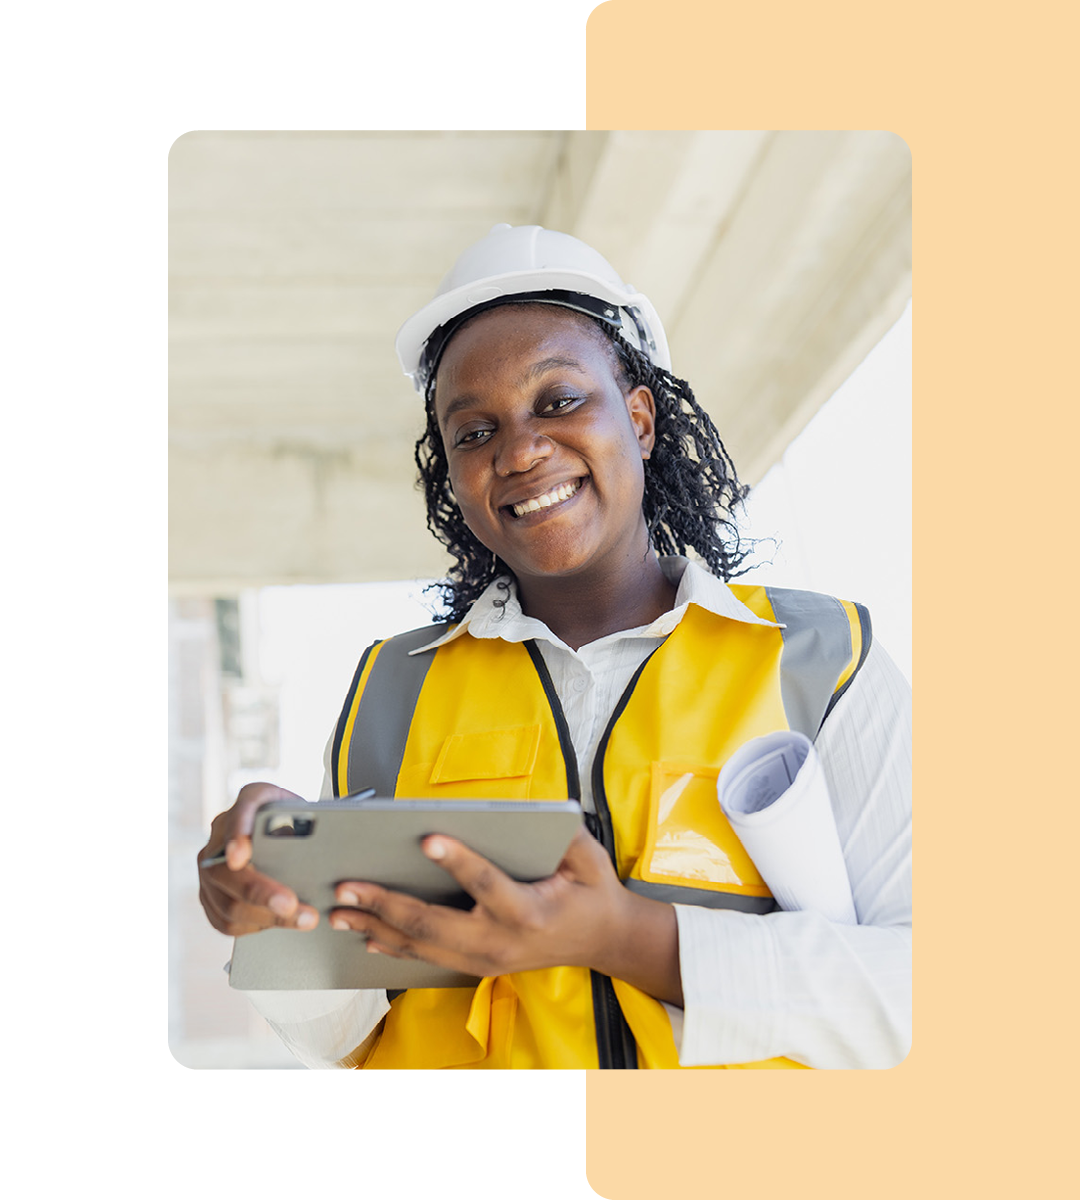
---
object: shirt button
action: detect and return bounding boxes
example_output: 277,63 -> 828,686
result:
572,676 -> 588,694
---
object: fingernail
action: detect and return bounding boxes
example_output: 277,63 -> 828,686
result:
425,839 -> 446,860
330,916 -> 350,931
366,943 -> 383,955
268,893 -> 294,917
297,910 -> 317,930
338,889 -> 359,906
225,839 -> 239,866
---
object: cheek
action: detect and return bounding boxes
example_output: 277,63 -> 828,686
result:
445,459 -> 470,504
612,443 -> 648,515
446,460 -> 492,528
440,439 -> 468,500
602,422 -> 648,485
624,460 -> 647,508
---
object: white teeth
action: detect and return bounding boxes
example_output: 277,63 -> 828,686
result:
511,479 -> 581,518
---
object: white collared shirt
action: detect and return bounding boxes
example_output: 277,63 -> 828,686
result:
405,557 -> 782,817
248,556 -> 911,1069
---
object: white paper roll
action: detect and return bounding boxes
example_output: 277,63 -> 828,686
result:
717,731 -> 857,924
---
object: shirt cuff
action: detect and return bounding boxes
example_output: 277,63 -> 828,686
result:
244,988 -> 390,1069
673,904 -> 783,1066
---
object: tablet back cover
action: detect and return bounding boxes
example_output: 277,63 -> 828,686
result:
227,799 -> 581,990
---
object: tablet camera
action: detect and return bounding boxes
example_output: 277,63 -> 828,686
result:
264,814 -> 316,838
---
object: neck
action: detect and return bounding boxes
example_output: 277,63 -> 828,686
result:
514,551 -> 677,651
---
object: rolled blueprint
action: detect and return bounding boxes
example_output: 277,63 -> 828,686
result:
716,731 -> 857,924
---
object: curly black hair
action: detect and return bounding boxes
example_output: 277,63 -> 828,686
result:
414,308 -> 753,622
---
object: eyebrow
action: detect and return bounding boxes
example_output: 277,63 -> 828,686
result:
438,356 -> 589,430
519,355 -> 587,383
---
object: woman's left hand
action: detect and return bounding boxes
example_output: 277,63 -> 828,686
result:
328,828 -> 683,1004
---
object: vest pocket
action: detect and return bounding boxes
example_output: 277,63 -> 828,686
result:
634,761 -> 772,897
395,723 -> 542,798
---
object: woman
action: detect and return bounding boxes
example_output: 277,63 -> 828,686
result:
198,225 -> 912,1070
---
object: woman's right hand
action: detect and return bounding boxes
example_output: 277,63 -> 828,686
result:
197,782 -> 319,936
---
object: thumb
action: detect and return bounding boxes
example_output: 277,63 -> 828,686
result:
225,836 -> 252,871
226,782 -> 305,871
558,825 -> 613,881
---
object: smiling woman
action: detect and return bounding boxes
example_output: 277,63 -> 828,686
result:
197,224 -> 912,1071
412,240 -> 753,631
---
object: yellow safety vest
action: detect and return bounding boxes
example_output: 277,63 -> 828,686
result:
331,584 -> 870,1069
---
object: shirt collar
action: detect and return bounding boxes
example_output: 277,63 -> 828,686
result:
408,556 -> 781,656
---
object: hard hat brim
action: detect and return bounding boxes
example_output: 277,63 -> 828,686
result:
395,267 -> 671,391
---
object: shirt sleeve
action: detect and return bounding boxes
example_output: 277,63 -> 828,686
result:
238,730 -> 391,1069
670,640 -> 912,1068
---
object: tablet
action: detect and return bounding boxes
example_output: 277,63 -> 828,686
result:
227,797 -> 583,991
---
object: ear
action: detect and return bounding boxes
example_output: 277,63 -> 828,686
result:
626,385 -> 656,458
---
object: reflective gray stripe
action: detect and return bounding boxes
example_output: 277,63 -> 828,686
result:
765,587 -> 853,738
625,878 -> 778,914
344,624 -> 450,796
824,601 -> 872,723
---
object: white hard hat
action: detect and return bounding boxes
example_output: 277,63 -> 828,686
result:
395,223 -> 672,392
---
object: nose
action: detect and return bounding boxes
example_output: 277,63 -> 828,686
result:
494,426 -> 555,477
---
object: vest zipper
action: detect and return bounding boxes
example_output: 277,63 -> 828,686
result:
525,640 -> 643,1069
523,641 -> 581,799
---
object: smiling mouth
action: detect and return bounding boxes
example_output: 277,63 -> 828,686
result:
507,477 -> 584,519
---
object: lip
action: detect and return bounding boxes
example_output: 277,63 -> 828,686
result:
501,476 -> 588,522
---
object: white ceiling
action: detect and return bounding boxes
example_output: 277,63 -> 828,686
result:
169,130 -> 910,592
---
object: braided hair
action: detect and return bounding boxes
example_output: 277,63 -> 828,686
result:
414,308 -> 753,622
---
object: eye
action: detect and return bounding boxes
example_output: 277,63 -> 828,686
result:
540,394 -> 583,415
454,426 -> 492,448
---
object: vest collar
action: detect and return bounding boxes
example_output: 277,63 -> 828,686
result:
409,556 -> 782,656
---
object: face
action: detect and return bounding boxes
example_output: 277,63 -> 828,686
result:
432,304 -> 656,588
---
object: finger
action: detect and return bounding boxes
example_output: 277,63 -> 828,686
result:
327,904 -> 475,968
202,874 -> 319,933
331,883 -> 441,941
199,878 -> 266,936
222,782 -> 305,870
419,836 -> 529,919
328,885 -> 476,966
327,904 -> 435,964
204,862 -> 318,929
326,906 -> 419,958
